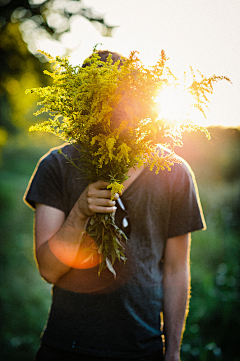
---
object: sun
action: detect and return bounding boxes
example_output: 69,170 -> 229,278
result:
155,83 -> 212,127
155,85 -> 194,122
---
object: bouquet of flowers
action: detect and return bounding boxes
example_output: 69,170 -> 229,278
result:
26,46 -> 229,276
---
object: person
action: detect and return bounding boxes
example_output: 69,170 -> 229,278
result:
24,51 -> 205,361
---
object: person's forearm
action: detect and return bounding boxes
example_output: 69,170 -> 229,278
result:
163,267 -> 190,361
35,180 -> 118,284
36,203 -> 89,284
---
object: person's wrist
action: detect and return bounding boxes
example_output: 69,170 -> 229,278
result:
76,205 -> 92,221
76,192 -> 94,220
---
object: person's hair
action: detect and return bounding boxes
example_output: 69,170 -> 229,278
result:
82,50 -> 124,68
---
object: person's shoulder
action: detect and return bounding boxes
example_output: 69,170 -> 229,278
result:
156,145 -> 194,178
173,154 -> 195,178
39,143 -> 77,165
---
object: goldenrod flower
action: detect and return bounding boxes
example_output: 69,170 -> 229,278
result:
26,47 -> 230,276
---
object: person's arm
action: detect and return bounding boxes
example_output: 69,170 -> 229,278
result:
162,233 -> 191,361
34,180 -> 118,284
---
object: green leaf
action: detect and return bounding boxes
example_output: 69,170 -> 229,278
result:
98,261 -> 106,276
98,243 -> 103,254
105,257 -> 116,278
111,247 -> 116,265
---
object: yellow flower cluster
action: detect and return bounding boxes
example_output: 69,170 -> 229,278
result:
26,47 -> 229,275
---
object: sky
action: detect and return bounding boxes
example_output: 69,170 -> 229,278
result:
36,0 -> 240,128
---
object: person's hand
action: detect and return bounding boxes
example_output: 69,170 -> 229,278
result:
77,180 -> 119,219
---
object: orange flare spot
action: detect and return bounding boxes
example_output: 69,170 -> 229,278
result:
48,234 -> 102,269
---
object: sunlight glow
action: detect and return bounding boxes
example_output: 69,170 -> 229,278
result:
22,0 -> 238,127
48,234 -> 102,269
156,85 -> 194,122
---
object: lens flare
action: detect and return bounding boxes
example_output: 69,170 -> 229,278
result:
48,234 -> 102,269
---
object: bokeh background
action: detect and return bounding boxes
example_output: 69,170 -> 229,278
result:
0,1 -> 239,360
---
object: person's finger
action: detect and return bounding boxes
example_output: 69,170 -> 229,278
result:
112,193 -> 120,201
92,180 -> 110,189
88,197 -> 116,208
87,188 -> 112,200
88,204 -> 117,214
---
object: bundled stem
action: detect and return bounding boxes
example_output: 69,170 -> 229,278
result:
87,213 -> 128,277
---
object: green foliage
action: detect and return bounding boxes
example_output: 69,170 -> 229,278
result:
0,135 -> 54,361
0,0 -> 115,50
26,49 -> 221,184
0,0 -> 115,148
0,22 -> 52,140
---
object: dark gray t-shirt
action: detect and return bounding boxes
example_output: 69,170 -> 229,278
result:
24,144 -> 205,358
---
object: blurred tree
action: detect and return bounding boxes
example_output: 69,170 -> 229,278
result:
0,0 -> 116,69
0,0 -> 116,42
0,22 -> 50,136
0,0 -> 117,147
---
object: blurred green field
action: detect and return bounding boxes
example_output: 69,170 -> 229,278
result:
0,127 -> 239,361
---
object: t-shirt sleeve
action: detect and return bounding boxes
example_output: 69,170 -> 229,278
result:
24,153 -> 65,213
167,162 -> 206,238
